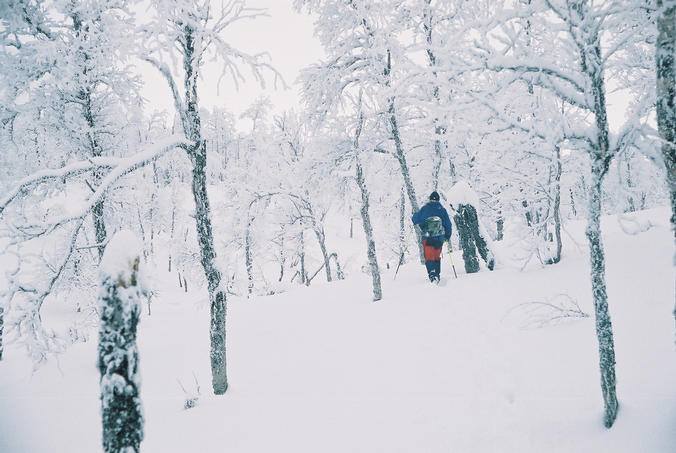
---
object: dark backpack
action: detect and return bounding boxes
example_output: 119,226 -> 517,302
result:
423,215 -> 444,238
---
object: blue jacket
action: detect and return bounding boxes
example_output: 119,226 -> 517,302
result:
412,201 -> 452,240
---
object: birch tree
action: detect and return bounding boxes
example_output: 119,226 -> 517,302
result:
474,0 -> 659,427
142,0 -> 278,393
0,0 -> 150,363
297,0 -> 428,263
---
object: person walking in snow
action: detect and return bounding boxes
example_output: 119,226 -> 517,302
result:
412,191 -> 452,283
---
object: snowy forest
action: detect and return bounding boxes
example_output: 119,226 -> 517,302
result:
1,0 -> 676,452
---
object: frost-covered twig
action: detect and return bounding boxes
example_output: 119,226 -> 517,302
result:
1,136 -> 191,365
506,294 -> 589,330
616,213 -> 654,235
177,371 -> 201,410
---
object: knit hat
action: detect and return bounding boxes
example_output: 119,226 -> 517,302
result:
429,191 -> 440,201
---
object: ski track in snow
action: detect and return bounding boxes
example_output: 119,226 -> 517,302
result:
1,208 -> 675,452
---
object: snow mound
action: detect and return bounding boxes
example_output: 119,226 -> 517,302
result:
446,180 -> 481,207
99,230 -> 144,283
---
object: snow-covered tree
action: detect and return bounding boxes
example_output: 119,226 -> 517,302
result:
0,0 -> 152,364
297,0 -> 431,263
655,0 -> 676,254
97,231 -> 144,453
473,0 -> 660,427
141,0 -> 279,394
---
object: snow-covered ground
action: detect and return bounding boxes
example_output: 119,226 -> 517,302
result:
1,207 -> 675,452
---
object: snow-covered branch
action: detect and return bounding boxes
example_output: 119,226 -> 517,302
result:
1,135 -> 191,221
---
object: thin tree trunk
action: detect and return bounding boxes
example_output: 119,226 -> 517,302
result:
385,50 -> 425,264
546,145 -> 563,264
278,226 -> 286,282
245,211 -> 254,296
313,227 -> 333,282
92,198 -> 107,260
169,205 -> 175,272
73,11 -> 108,261
85,91 -> 107,260
0,306 -> 3,360
353,105 -> 382,301
580,24 -> 618,426
587,174 -> 618,428
356,160 -> 382,301
399,187 -> 406,263
624,157 -> 636,213
496,213 -> 504,241
299,230 -> 308,286
389,101 -> 419,216
183,25 -> 227,395
150,192 -> 156,257
423,0 -> 447,192
188,142 -> 227,394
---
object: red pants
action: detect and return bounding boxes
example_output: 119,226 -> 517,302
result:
422,238 -> 442,261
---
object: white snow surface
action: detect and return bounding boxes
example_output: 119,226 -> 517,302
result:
99,230 -> 144,282
445,180 -> 481,208
1,208 -> 676,453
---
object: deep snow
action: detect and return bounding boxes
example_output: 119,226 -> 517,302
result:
1,207 -> 675,453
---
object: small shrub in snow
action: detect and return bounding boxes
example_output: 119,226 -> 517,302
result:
177,373 -> 201,410
506,294 -> 589,330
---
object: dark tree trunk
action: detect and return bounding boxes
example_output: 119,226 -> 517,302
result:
580,23 -> 619,427
456,212 -> 479,274
188,143 -> 228,394
183,25 -> 228,395
389,100 -> 426,264
278,227 -> 286,282
496,214 -> 504,241
385,50 -> 425,264
73,11 -> 108,261
523,200 -> 534,227
299,230 -> 308,286
399,186 -> 407,264
85,88 -> 107,261
423,0 -> 448,192
624,157 -> 636,213
546,145 -> 563,264
656,0 -> 676,249
354,108 -> 382,301
0,306 -> 3,360
245,212 -> 254,296
329,253 -> 345,280
98,240 -> 143,453
655,0 -> 676,346
454,204 -> 494,273
92,198 -> 107,260
587,174 -> 618,428
313,227 -> 333,282
168,205 -> 175,272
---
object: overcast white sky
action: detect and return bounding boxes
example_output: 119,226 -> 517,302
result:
139,0 -> 324,131
137,1 -> 633,134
